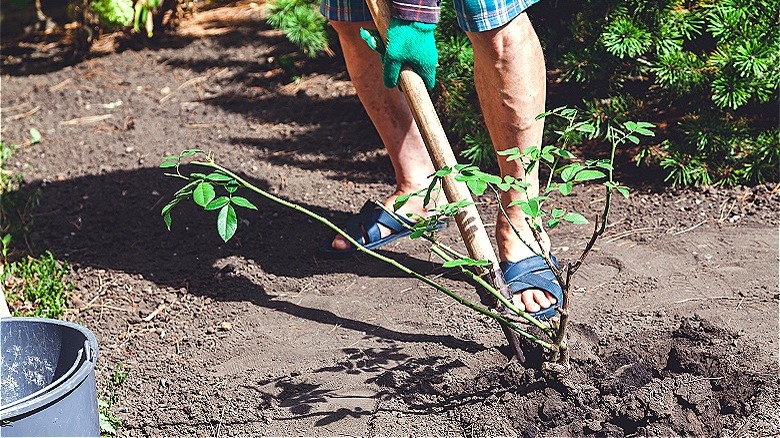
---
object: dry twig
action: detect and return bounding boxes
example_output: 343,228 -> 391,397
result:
60,114 -> 113,125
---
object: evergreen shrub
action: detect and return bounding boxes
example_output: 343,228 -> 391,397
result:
267,0 -> 779,187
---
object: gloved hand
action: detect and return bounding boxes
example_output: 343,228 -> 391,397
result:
382,17 -> 438,90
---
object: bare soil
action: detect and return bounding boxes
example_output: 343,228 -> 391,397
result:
2,2 -> 778,436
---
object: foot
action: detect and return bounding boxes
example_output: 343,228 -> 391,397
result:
496,211 -> 558,315
331,191 -> 430,251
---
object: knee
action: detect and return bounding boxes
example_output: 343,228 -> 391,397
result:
467,13 -> 537,59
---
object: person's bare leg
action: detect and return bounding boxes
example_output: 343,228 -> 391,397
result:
330,20 -> 435,250
467,13 -> 554,313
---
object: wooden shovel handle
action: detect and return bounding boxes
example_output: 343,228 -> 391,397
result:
362,0 -> 525,359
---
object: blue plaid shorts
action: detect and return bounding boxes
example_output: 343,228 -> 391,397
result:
320,0 -> 540,32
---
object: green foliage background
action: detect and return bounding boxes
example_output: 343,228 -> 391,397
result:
531,0 -> 779,187
269,0 -> 779,187
0,0 -> 184,39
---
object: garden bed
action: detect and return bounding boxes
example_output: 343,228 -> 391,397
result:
2,2 -> 778,436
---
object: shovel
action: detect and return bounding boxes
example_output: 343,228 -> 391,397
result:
363,0 -> 525,359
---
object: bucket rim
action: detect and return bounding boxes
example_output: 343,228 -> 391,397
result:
0,317 -> 99,420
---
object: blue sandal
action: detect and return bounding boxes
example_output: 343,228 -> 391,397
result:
320,200 -> 444,258
499,255 -> 563,320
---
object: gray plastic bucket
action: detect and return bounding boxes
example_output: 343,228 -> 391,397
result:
0,317 -> 99,437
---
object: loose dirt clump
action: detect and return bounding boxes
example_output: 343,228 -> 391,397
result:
368,318 -> 771,437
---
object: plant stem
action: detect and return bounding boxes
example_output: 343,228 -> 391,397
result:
191,160 -> 555,349
377,203 -> 552,335
489,185 -> 549,263
552,127 -> 625,362
429,246 -> 553,336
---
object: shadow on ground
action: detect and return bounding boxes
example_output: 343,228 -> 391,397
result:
16,167 -> 482,353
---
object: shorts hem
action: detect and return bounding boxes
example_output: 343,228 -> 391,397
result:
456,0 -> 539,32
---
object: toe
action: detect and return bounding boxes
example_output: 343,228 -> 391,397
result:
331,234 -> 351,251
533,289 -> 552,309
511,295 -> 527,312
521,291 -> 541,313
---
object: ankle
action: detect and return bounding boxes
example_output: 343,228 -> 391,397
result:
496,218 -> 550,262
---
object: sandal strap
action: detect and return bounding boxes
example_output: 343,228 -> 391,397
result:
375,209 -> 413,233
499,255 -> 563,302
343,201 -> 410,245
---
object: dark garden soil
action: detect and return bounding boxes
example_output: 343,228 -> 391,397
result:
2,2 -> 779,436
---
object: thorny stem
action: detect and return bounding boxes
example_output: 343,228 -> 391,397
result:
429,246 -> 554,348
550,127 -> 626,362
190,159 -> 556,350
377,204 -> 553,335
545,156 -> 559,192
490,185 -> 549,263
523,216 -> 567,292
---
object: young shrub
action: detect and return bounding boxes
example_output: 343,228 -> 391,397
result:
159,109 -> 654,365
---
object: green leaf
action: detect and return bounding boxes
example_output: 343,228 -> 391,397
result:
205,196 -> 230,210
574,169 -> 607,182
575,123 -> 596,135
29,128 -> 42,144
623,121 -> 638,131
559,108 -> 577,118
626,135 -> 640,145
179,149 -> 202,157
497,147 -> 520,156
442,258 -> 493,268
174,180 -> 199,198
555,149 -> 575,159
433,167 -> 452,177
175,190 -> 191,199
231,196 -> 257,210
161,198 -> 180,217
547,218 -> 560,229
551,208 -> 565,218
510,180 -> 531,192
563,212 -> 589,224
634,127 -> 654,136
595,160 -> 614,171
393,193 -> 411,211
217,204 -> 238,242
435,200 -> 474,217
561,163 -> 583,182
423,179 -> 437,206
163,212 -> 172,230
159,161 -> 178,168
535,111 -> 551,120
206,172 -> 233,182
616,186 -> 630,199
99,413 -> 117,435
466,179 -> 487,196
225,180 -> 239,194
516,198 -> 543,218
558,181 -> 573,196
475,170 -> 502,184
193,182 -> 216,207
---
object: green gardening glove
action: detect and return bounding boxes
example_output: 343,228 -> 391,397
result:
383,17 -> 438,90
